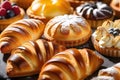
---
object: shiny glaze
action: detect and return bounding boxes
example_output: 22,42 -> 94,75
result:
76,1 -> 113,20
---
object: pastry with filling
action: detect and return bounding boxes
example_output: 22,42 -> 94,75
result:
92,20 -> 120,57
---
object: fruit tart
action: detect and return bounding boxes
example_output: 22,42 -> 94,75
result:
27,0 -> 73,24
92,20 -> 120,57
0,0 -> 25,32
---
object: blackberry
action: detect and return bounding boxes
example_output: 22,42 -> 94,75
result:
109,28 -> 120,37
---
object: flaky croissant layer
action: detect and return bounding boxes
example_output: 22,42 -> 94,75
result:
38,48 -> 104,80
0,19 -> 45,54
6,39 -> 66,77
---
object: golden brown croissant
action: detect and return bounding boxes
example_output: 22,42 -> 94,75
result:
6,39 -> 66,77
0,19 -> 45,54
38,48 -> 104,80
92,62 -> 120,80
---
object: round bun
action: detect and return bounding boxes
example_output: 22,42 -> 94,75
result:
75,1 -> 114,28
44,14 -> 92,47
92,20 -> 120,57
27,0 -> 73,24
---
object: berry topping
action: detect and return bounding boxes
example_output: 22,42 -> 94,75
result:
0,0 -> 21,19
1,0 -> 12,10
6,10 -> 15,19
12,6 -> 20,15
109,28 -> 120,37
0,8 -> 6,16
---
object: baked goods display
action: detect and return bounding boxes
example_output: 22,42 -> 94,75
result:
38,48 -> 103,80
9,0 -> 34,10
26,0 -> 73,24
0,19 -> 45,54
0,0 -> 25,31
6,39 -> 66,77
44,14 -> 92,47
75,1 -> 114,28
0,0 -> 119,80
92,20 -> 120,57
110,0 -> 120,18
92,62 -> 120,80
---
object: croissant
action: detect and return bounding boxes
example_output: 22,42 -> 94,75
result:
6,39 -> 66,77
38,48 -> 104,80
0,19 -> 45,54
91,62 -> 120,80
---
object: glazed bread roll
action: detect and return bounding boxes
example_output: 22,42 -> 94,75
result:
0,19 -> 45,54
38,48 -> 104,80
6,39 -> 66,77
92,62 -> 120,80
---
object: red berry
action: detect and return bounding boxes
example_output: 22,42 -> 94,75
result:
0,8 -> 7,16
1,1 -> 12,10
12,6 -> 20,15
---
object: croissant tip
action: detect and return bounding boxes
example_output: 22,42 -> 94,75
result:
6,61 -> 15,76
0,42 -> 10,54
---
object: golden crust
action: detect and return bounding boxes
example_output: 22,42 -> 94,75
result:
92,36 -> 120,57
26,0 -> 73,24
38,48 -> 104,80
0,19 -> 45,54
6,39 -> 66,77
44,14 -> 92,47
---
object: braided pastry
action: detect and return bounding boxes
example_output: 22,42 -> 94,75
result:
38,48 -> 104,80
6,39 -> 66,77
92,62 -> 120,80
0,19 -> 45,54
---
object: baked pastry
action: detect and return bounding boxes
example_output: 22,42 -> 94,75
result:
0,19 -> 45,54
38,48 -> 104,80
110,0 -> 120,18
92,20 -> 120,57
6,39 -> 66,77
0,0 -> 25,31
43,14 -> 92,47
75,1 -> 114,28
91,62 -> 120,80
26,0 -> 73,24
9,0 -> 34,10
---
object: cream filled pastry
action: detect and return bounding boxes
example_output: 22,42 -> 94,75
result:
92,20 -> 120,57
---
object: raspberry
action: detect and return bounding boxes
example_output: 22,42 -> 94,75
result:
1,0 -> 12,10
0,8 -> 7,16
12,5 -> 20,15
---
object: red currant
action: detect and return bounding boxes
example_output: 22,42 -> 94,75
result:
1,0 -> 12,10
0,8 -> 7,16
12,6 -> 20,15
